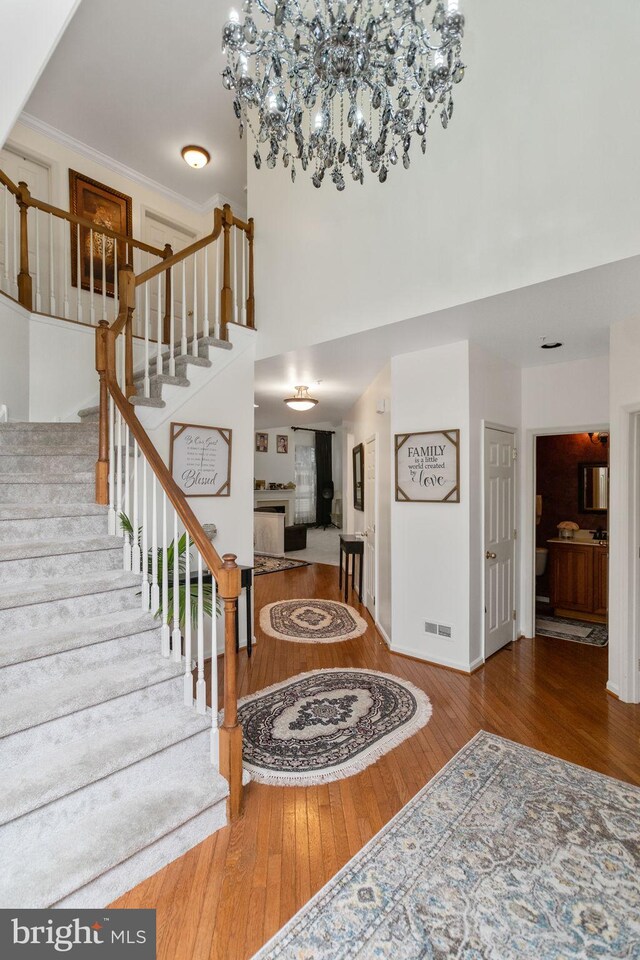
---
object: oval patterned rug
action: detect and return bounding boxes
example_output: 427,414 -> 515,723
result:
230,668 -> 432,786
259,599 -> 367,643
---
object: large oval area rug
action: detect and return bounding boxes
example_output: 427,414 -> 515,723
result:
260,599 -> 367,643
231,668 -> 432,786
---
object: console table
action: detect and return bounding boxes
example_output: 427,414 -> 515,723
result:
339,534 -> 364,603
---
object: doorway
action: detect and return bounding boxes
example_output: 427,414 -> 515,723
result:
483,426 -> 517,658
364,435 -> 376,618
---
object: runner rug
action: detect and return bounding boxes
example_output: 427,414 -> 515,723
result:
254,554 -> 310,576
260,599 -> 367,643
252,731 -> 640,959
536,615 -> 608,646
231,668 -> 432,787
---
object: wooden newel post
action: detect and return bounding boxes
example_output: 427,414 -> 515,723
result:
17,182 -> 33,310
220,204 -> 234,342
246,218 -> 255,329
218,552 -> 243,819
95,320 -> 109,505
162,243 -> 173,343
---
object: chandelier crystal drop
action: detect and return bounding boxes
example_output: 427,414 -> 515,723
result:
221,1 -> 466,190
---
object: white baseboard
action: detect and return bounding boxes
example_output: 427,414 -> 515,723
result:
468,655 -> 485,673
536,595 -> 550,604
390,642 -> 476,674
375,622 -> 391,647
606,680 -> 619,698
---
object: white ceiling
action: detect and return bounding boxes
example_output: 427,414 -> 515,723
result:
24,0 -> 246,208
254,255 -> 640,427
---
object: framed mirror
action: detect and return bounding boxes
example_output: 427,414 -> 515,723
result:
578,462 -> 608,513
353,443 -> 364,511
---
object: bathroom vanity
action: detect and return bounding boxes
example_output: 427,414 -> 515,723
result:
547,539 -> 608,623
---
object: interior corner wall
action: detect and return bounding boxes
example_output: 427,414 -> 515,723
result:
468,344 -> 521,667
342,364 -> 391,641
253,420 -> 342,492
0,1 -> 82,147
390,341 -> 472,669
519,355 -> 610,643
0,296 -> 30,421
608,316 -> 640,703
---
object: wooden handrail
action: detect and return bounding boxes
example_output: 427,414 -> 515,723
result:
0,168 -> 20,196
135,208 -> 225,287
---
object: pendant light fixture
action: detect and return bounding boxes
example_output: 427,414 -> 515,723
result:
284,385 -> 319,412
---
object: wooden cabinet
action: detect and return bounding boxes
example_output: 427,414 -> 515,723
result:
549,542 -> 608,623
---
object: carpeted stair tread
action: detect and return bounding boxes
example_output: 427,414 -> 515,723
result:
0,422 -> 97,433
77,405 -> 99,420
0,653 -> 184,738
0,471 -> 93,484
129,396 -> 165,408
0,535 -> 121,562
0,503 -> 106,521
0,570 -> 139,612
132,371 -> 190,387
0,706 -> 212,826
0,608 -> 158,668
0,747 -> 229,908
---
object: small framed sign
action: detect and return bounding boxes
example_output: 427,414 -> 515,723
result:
170,423 -> 232,497
395,430 -> 460,503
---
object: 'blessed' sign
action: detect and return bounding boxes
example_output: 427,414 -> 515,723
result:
395,430 -> 460,503
170,423 -> 232,497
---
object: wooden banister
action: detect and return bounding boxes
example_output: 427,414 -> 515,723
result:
134,209 -> 224,288
0,168 -> 20,196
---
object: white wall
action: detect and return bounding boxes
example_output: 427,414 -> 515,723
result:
0,1 -> 82,147
391,341 -> 472,670
608,317 -> 640,703
249,0 -> 640,361
343,364 -> 392,642
0,296 -> 30,420
468,344 -> 521,666
519,355 -> 610,642
254,420 -> 342,502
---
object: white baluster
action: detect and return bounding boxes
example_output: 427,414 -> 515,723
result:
210,573 -> 219,765
2,186 -> 9,294
231,225 -> 238,324
191,254 -> 199,357
174,510 -> 183,669
48,213 -> 56,315
143,282 -> 150,397
240,228 -> 246,325
196,551 -> 206,713
203,246 -> 210,340
89,228 -> 95,324
160,490 -> 170,656
34,209 -> 41,312
131,437 -> 141,572
101,231 -> 107,323
63,217 -> 69,318
184,533 -> 192,690
107,396 -> 116,535
181,261 -> 187,355
76,223 -> 83,322
116,406 -> 123,536
141,457 -> 150,610
12,202 -> 18,299
168,265 -> 176,376
123,422 -> 131,571
156,272 -> 163,376
214,236 -> 220,340
113,241 -> 118,320
150,475 -> 159,612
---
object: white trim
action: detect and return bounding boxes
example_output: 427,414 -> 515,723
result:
19,113 -> 246,215
390,643 -> 477,674
365,432 -> 378,622
375,622 -> 391,647
481,421 -> 518,661
468,655 -> 485,672
606,681 -> 619,698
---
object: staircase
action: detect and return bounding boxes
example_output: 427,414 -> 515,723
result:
0,421 -> 229,908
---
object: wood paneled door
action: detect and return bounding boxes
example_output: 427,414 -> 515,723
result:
484,427 -> 517,658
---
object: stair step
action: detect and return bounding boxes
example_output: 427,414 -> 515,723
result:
0,570 -> 140,632
0,472 -> 94,504
0,738 -> 228,908
0,453 -> 96,473
129,395 -> 165,409
0,652 -> 183,739
0,434 -> 97,454
0,535 -> 122,581
0,706 -> 211,826
77,405 -> 99,421
0,608 -> 158,669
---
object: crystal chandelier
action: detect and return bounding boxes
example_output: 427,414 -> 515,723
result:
221,1 -> 466,190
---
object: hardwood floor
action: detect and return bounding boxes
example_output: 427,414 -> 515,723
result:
112,563 -> 640,960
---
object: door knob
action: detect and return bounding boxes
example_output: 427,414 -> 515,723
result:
485,551 -> 497,559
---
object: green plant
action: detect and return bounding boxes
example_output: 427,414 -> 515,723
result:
119,512 -> 222,628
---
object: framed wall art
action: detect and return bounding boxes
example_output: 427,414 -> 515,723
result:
69,169 -> 133,297
276,434 -> 288,454
353,443 -> 364,511
255,432 -> 269,453
395,430 -> 460,503
170,423 -> 232,497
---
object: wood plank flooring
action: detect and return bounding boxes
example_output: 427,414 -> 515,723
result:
112,562 -> 640,960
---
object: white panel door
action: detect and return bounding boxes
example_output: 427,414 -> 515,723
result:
484,427 -> 516,657
364,437 -> 376,617
143,212 -> 196,342
0,147 -> 51,302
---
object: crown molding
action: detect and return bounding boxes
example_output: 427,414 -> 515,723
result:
18,112 -> 246,216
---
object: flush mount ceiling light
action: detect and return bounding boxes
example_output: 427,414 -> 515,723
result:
284,385 -> 319,411
540,339 -> 563,350
221,1 -> 467,190
588,431 -> 609,446
181,145 -> 211,168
